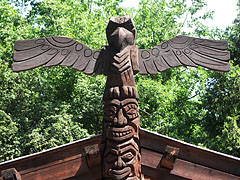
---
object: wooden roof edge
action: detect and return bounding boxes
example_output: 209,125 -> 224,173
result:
140,128 -> 240,161
0,134 -> 101,166
0,128 -> 239,171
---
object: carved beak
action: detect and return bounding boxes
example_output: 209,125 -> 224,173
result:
110,27 -> 134,50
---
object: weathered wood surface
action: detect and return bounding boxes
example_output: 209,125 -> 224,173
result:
12,35 -> 230,74
1,129 -> 240,180
142,148 -> 240,180
102,16 -> 141,180
138,35 -> 230,74
12,37 -> 103,74
140,129 -> 240,177
11,15 -> 232,180
1,168 -> 22,180
0,135 -> 102,180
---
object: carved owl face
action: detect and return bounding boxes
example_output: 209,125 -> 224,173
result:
106,15 -> 137,51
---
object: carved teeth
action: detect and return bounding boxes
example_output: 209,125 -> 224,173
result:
112,129 -> 132,137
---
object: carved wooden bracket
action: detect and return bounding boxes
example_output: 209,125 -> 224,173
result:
84,144 -> 100,168
160,145 -> 179,170
1,168 -> 21,180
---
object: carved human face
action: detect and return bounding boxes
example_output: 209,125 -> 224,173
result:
103,139 -> 141,180
103,98 -> 140,141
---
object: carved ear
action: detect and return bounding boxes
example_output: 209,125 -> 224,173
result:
13,36 -> 103,75
138,35 -> 230,74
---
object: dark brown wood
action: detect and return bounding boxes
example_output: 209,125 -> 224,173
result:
21,157 -> 88,180
11,15 -> 231,180
1,130 -> 240,180
84,144 -> 100,168
0,135 -> 102,180
102,16 -> 141,180
1,168 -> 21,180
172,159 -> 240,180
160,145 -> 179,170
141,148 -> 240,180
140,129 -> 240,177
138,35 -> 230,74
12,37 -> 103,74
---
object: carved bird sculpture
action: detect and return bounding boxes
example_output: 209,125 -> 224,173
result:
12,15 -> 230,74
12,15 -> 230,180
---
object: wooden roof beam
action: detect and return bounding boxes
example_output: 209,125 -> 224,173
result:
1,168 -> 21,180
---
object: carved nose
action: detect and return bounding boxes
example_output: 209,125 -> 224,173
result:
110,27 -> 132,50
115,156 -> 125,169
111,27 -> 126,40
113,108 -> 127,126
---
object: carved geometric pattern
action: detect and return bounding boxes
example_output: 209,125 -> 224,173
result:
139,35 -> 230,74
103,98 -> 140,141
13,36 -> 102,75
103,98 -> 141,180
103,139 -> 141,180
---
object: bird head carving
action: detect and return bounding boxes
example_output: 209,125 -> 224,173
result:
106,15 -> 137,51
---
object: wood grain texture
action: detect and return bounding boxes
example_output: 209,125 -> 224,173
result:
102,16 -> 141,180
0,135 -> 102,180
1,168 -> 22,180
140,129 -> 240,177
141,148 -> 240,180
13,36 -> 103,74
0,130 -> 239,180
139,35 -> 230,74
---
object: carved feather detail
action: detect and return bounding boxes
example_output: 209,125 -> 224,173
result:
138,35 -> 230,74
13,36 -> 103,75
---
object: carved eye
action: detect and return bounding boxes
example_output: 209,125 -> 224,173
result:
104,106 -> 117,121
124,21 -> 134,31
123,104 -> 139,120
122,152 -> 134,162
105,153 -> 117,163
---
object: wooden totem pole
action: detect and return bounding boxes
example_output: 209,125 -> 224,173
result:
12,15 -> 230,180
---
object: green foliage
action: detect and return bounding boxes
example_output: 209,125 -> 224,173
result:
25,112 -> 89,154
70,74 -> 106,134
137,67 -> 208,145
134,0 -> 187,48
0,110 -> 20,161
0,0 -> 240,163
198,64 -> 240,156
225,1 -> 240,66
221,116 -> 240,155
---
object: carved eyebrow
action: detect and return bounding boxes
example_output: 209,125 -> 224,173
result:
121,98 -> 138,106
104,148 -> 118,157
119,143 -> 139,154
123,103 -> 138,110
120,147 -> 137,156
105,99 -> 120,106
123,21 -> 134,28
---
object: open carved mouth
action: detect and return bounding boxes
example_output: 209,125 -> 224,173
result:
107,126 -> 134,141
110,167 -> 131,179
112,129 -> 132,137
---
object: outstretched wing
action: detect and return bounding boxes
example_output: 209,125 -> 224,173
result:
138,35 -> 230,74
13,36 -> 103,75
